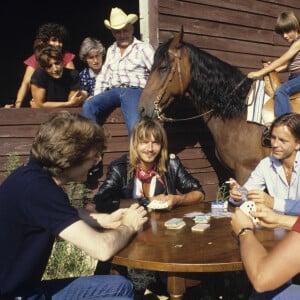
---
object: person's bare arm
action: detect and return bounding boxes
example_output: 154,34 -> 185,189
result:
248,40 -> 300,79
60,203 -> 148,261
13,66 -> 35,108
31,85 -> 86,108
77,207 -> 128,229
231,209 -> 300,292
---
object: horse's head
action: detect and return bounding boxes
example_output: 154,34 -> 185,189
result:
139,27 -> 191,119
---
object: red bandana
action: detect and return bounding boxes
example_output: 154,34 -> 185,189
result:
135,166 -> 165,186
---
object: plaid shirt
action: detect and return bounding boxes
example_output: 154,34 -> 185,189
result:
94,37 -> 154,95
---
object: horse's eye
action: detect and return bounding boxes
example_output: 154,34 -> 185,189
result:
158,65 -> 169,72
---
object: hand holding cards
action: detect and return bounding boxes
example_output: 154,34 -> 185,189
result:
148,199 -> 169,210
240,200 -> 259,225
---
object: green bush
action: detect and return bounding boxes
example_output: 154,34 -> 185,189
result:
43,238 -> 96,279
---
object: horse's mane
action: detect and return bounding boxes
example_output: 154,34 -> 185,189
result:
154,39 -> 253,119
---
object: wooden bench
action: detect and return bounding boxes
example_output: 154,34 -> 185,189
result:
0,107 -> 227,200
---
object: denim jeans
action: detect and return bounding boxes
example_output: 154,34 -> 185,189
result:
82,87 -> 142,136
20,275 -> 134,300
274,73 -> 300,117
251,281 -> 297,300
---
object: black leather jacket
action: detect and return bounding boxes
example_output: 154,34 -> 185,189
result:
94,154 -> 205,212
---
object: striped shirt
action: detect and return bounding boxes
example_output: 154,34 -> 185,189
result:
288,35 -> 300,72
94,37 -> 154,95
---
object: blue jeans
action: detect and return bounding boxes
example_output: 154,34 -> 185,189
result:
274,73 -> 300,117
82,87 -> 142,136
21,275 -> 134,299
251,281 -> 297,300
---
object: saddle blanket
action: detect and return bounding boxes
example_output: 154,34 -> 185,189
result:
246,80 -> 270,126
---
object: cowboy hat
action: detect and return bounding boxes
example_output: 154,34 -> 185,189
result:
104,7 -> 138,30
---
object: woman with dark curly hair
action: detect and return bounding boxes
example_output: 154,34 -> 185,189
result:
7,23 -> 75,108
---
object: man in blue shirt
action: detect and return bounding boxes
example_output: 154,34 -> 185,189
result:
0,111 -> 147,299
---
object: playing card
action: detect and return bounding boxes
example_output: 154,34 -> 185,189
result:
240,200 -> 259,225
191,223 -> 210,232
164,218 -> 186,229
147,199 -> 169,210
194,215 -> 211,223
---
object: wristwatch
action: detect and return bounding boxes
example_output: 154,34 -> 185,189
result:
237,227 -> 254,242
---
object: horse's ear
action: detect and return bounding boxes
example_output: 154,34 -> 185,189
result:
169,26 -> 184,50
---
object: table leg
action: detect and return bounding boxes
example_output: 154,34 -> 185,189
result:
167,273 -> 186,300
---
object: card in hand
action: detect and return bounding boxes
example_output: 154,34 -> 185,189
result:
240,200 -> 259,225
147,199 -> 169,210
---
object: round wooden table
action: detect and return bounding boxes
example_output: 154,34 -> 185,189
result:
112,201 -> 288,299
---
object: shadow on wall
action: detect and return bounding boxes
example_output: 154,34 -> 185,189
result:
163,99 -> 233,184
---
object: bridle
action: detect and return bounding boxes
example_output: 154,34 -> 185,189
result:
153,48 -> 184,120
153,46 -> 248,123
153,47 -> 213,122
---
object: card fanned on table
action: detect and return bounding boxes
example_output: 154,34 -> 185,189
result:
191,223 -> 210,232
164,218 -> 186,229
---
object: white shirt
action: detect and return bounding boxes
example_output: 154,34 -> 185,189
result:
94,37 -> 154,95
243,151 -> 300,214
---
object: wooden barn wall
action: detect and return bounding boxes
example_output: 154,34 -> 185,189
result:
0,107 -> 223,201
149,0 -> 300,80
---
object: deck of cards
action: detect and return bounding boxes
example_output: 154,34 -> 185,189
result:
191,223 -> 210,232
240,200 -> 259,225
164,218 -> 186,229
194,215 -> 211,224
147,199 -> 169,210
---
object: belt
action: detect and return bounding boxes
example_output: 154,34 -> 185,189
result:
106,84 -> 139,90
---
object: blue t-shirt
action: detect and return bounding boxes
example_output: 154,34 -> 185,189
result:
0,157 -> 80,297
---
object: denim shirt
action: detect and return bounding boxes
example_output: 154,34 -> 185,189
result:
244,151 -> 300,214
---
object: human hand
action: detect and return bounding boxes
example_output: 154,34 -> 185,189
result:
228,178 -> 243,202
247,190 -> 274,208
247,71 -> 261,79
122,203 -> 148,232
252,203 -> 281,228
149,194 -> 177,210
30,99 -> 39,108
231,208 -> 254,236
69,90 -> 85,106
4,104 -> 15,108
90,208 -> 127,229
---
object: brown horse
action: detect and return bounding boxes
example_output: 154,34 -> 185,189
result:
138,28 -> 271,184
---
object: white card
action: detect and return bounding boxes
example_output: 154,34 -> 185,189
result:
240,200 -> 259,225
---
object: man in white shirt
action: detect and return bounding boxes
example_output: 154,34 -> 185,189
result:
229,112 -> 300,215
82,7 -> 154,136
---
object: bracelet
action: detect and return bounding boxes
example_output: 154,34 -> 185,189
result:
237,227 -> 254,243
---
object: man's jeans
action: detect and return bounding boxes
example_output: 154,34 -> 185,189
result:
20,275 -> 134,299
274,73 -> 300,117
82,87 -> 142,137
